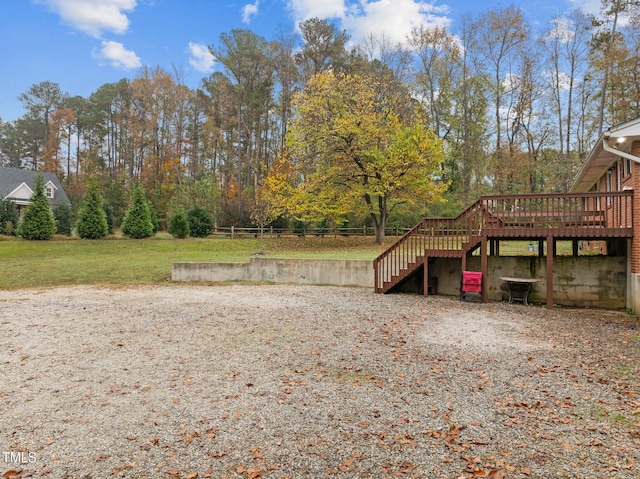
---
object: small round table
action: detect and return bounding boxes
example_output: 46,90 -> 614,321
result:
500,277 -> 539,306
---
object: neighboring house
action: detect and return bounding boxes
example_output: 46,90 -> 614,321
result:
0,167 -> 71,214
571,117 -> 640,315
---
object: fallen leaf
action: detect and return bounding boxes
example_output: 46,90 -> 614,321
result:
109,463 -> 134,475
3,471 -> 35,479
246,469 -> 264,479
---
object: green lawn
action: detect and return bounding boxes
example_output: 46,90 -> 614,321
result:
0,233 -> 391,290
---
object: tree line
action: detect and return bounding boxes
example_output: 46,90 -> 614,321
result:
1,1 -> 639,239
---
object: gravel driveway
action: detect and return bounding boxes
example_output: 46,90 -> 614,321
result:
1,284 -> 639,478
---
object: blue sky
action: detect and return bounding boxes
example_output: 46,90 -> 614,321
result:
1,0 -> 601,123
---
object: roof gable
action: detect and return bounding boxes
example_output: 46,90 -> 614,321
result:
6,182 -> 34,202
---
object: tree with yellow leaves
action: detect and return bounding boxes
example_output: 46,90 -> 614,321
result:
264,71 -> 447,244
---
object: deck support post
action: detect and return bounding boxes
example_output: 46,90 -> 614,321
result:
374,261 -> 379,294
538,240 -> 544,257
546,234 -> 554,309
423,255 -> 429,297
481,236 -> 488,303
572,240 -> 579,256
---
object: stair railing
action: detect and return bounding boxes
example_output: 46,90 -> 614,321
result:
373,199 -> 486,292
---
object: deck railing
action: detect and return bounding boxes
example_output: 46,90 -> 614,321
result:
479,191 -> 633,233
373,191 -> 633,293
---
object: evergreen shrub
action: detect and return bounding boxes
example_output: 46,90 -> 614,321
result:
53,202 -> 73,236
0,196 -> 19,236
168,208 -> 189,238
76,185 -> 108,239
186,205 -> 213,238
17,175 -> 57,240
121,183 -> 154,239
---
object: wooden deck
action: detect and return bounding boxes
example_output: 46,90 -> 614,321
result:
373,191 -> 634,306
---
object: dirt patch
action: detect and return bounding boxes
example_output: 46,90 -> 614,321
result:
1,285 -> 639,478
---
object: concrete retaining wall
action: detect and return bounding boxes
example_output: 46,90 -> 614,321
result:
172,257 -> 373,288
429,256 -> 627,309
173,255 -> 629,310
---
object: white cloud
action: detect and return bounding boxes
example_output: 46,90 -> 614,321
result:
342,0 -> 449,47
545,70 -> 572,91
286,0 -> 347,23
502,73 -> 521,93
242,0 -> 260,24
94,40 -> 141,70
36,0 -> 136,37
546,17 -> 575,44
568,0 -> 601,17
188,42 -> 216,73
286,0 -> 450,47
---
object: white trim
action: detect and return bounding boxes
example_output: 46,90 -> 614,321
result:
602,137 -> 640,164
7,182 -> 33,199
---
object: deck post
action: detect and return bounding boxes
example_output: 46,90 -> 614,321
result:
546,234 -> 554,309
572,240 -> 579,256
423,255 -> 429,297
481,236 -> 488,303
538,240 -> 544,257
374,260 -> 379,293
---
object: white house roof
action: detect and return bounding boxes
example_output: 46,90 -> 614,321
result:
572,118 -> 640,192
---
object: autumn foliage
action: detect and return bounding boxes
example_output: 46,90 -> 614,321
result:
265,71 -> 447,244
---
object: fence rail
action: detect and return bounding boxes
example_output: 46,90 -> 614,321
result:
210,225 -> 413,239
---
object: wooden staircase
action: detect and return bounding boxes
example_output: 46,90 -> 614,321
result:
373,199 -> 488,293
